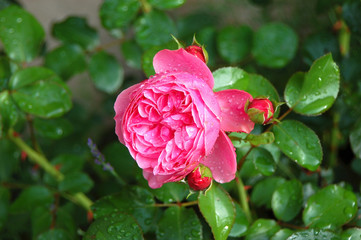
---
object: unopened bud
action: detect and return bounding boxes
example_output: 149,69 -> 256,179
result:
247,98 -> 274,124
187,165 -> 212,191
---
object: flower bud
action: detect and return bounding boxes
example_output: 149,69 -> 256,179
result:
187,165 -> 212,191
247,98 -> 274,125
185,45 -> 207,63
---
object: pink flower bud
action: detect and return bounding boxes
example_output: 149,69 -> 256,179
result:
185,45 -> 207,63
247,98 -> 274,125
187,165 -> 212,191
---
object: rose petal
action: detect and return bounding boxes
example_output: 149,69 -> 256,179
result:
114,83 -> 141,144
215,89 -> 255,133
153,48 -> 214,89
202,131 -> 237,183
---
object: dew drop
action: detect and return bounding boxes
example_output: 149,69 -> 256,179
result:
16,18 -> 23,23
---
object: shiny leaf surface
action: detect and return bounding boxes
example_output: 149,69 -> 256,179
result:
198,184 -> 235,240
273,120 -> 322,171
285,54 -> 340,115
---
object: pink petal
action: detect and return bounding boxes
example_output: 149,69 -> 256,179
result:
215,89 -> 255,133
202,131 -> 237,183
153,48 -> 214,89
114,83 -> 141,144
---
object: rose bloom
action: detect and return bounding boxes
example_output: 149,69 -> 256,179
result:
114,48 -> 254,188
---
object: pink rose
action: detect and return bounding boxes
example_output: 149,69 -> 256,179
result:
114,48 -> 254,188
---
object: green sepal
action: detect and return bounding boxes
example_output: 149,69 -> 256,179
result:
192,35 -> 209,64
171,34 -> 185,49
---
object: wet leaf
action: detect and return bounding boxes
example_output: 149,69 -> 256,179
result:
271,179 -> 303,221
303,185 -> 357,229
245,218 -> 280,240
273,120 -> 322,171
156,207 -> 201,240
251,177 -> 286,209
9,67 -> 72,118
52,16 -> 99,50
44,44 -> 87,81
198,184 -> 235,240
84,212 -> 144,240
213,67 -> 279,102
287,229 -> 340,240
0,5 -> 45,62
99,0 -> 140,30
89,51 -> 124,94
285,54 -> 340,115
135,10 -> 176,49
148,0 -> 185,9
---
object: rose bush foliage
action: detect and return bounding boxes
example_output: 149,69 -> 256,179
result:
1,0 -> 361,240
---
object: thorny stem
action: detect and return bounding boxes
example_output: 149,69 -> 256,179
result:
26,114 -> 43,154
237,146 -> 254,171
7,129 -> 93,211
235,173 -> 252,223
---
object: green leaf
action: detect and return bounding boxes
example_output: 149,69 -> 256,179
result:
151,182 -> 188,203
9,67 -> 72,118
271,229 -> 294,240
0,90 -> 20,132
285,54 -> 340,115
31,206 -> 51,238
148,0 -> 185,9
135,10 -> 176,49
84,212 -> 144,240
37,229 -> 73,240
142,41 -> 177,77
0,139 -> 20,181
229,203 -> 249,237
51,154 -> 86,174
273,120 -> 322,171
213,67 -> 279,102
271,179 -> 303,221
245,218 -> 280,240
252,22 -> 298,68
121,40 -> 143,69
0,5 -> 45,62
217,25 -> 252,63
100,0 -> 140,30
245,132 -> 275,146
341,228 -> 361,240
251,177 -> 286,209
0,186 -> 10,230
287,229 -> 340,240
44,44 -> 87,81
249,147 -> 276,176
52,16 -> 99,50
89,51 -> 124,94
91,187 -> 156,233
10,186 -> 54,213
303,184 -> 357,229
198,184 -> 235,240
0,56 -> 11,91
156,206 -> 201,240
350,119 -> 361,159
33,117 -> 73,139
58,172 -> 93,194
